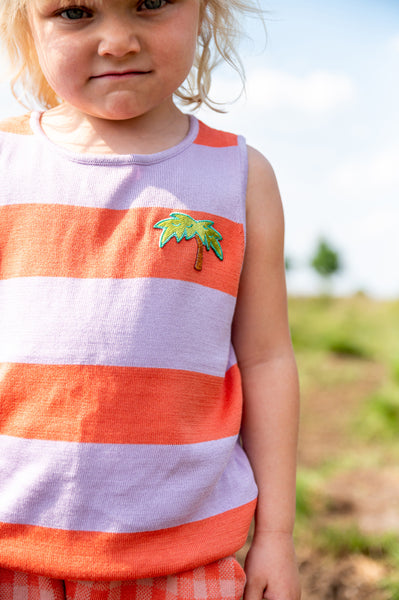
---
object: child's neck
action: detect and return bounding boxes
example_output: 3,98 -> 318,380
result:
39,102 -> 190,155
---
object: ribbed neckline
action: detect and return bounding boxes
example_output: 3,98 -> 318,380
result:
29,111 -> 199,166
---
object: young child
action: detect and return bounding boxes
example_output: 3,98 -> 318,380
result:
0,1 -> 300,600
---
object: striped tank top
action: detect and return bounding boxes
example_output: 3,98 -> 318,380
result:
0,112 -> 258,580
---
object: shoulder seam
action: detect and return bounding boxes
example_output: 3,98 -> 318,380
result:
236,135 -> 248,232
194,120 -> 238,148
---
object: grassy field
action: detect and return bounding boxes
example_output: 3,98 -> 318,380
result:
288,294 -> 399,599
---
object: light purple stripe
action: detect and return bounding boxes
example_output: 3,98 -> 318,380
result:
0,277 -> 235,377
0,435 -> 257,533
0,125 -> 246,225
227,345 -> 238,371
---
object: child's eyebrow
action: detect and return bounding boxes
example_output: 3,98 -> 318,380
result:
33,0 -> 106,7
33,0 -> 82,8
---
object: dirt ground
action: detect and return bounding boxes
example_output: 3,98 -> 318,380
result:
296,356 -> 397,599
238,527 -> 391,600
237,353 -> 399,598
298,553 -> 390,600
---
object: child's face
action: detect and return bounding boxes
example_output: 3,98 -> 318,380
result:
27,0 -> 201,120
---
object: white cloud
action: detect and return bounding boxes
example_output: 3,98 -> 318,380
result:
331,145 -> 399,198
352,208 -> 399,242
334,207 -> 399,260
322,147 -> 399,297
333,209 -> 399,298
390,34 -> 399,53
244,68 -> 356,114
200,67 -> 356,118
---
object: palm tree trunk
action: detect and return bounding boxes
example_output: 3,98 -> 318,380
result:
194,234 -> 204,271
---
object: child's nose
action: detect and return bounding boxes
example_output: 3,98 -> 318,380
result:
98,20 -> 141,57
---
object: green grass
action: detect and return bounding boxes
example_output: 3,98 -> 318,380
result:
325,334 -> 370,358
381,579 -> 399,599
315,525 -> 399,561
392,358 -> 399,385
295,469 -> 325,521
355,385 -> 399,441
289,295 -> 399,361
288,295 -> 399,596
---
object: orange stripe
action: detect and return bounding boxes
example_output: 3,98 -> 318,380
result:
0,205 -> 244,296
0,114 -> 33,135
0,363 -> 242,444
194,121 -> 238,147
0,501 -> 256,580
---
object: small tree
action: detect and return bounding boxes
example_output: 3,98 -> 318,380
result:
311,238 -> 341,294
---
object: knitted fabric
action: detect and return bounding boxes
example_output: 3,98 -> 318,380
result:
0,113 -> 257,580
0,556 -> 246,600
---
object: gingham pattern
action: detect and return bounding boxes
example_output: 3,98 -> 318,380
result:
0,557 -> 246,600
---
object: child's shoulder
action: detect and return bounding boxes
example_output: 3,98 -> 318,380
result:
0,113 -> 33,135
246,145 -> 283,228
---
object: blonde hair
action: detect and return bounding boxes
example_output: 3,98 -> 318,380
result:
0,0 -> 263,111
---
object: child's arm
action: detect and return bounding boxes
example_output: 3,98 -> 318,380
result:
232,147 -> 301,600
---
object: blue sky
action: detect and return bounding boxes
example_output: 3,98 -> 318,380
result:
198,0 -> 399,298
0,0 -> 398,297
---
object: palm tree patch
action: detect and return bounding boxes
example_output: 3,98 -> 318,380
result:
154,212 -> 223,272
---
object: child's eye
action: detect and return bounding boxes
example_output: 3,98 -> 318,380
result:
59,7 -> 92,20
137,0 -> 168,11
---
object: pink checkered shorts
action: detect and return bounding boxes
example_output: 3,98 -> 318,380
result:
0,556 -> 246,600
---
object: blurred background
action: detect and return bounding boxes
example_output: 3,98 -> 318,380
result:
1,1 -> 399,597
198,0 -> 399,300
1,1 -> 398,298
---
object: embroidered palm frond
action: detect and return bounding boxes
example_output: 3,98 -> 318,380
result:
198,223 -> 223,261
154,212 -> 223,271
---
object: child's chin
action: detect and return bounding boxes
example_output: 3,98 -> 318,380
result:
85,107 -> 141,122
98,105 -> 147,122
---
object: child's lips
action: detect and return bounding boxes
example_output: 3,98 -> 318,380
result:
91,70 -> 151,79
